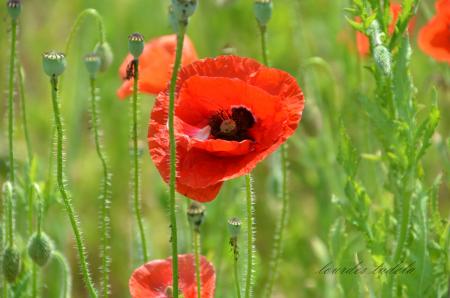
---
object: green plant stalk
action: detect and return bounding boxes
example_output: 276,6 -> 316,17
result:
168,24 -> 187,298
8,20 -> 17,187
31,264 -> 37,298
50,76 -> 98,298
89,77 -> 112,298
130,60 -> 149,263
193,230 -> 201,298
6,186 -> 14,248
245,174 -> 256,298
53,251 -> 72,298
18,68 -> 33,163
232,239 -> 242,298
258,23 -> 290,298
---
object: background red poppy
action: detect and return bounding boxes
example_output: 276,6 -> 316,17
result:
117,34 -> 198,98
129,254 -> 215,298
148,55 -> 304,202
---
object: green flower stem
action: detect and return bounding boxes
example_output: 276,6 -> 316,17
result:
232,238 -> 242,298
245,174 -> 256,298
193,230 -> 201,298
89,77 -> 112,298
168,24 -> 187,298
18,67 -> 32,163
53,251 -> 72,298
258,23 -> 290,298
31,264 -> 37,298
3,183 -> 14,248
130,59 -> 149,263
49,76 -> 98,298
8,19 -> 17,187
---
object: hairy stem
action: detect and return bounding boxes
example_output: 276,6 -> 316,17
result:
18,67 -> 33,163
89,78 -> 112,297
8,20 -> 17,187
50,76 -> 98,298
53,251 -> 72,298
168,25 -> 187,298
232,238 -> 242,298
193,230 -> 201,298
130,59 -> 148,263
245,174 -> 256,298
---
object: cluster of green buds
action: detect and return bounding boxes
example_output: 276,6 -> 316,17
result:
6,0 -> 21,20
228,217 -> 241,259
42,51 -> 67,78
28,232 -> 54,267
368,20 -> 392,76
253,0 -> 273,27
187,202 -> 206,232
169,0 -> 198,30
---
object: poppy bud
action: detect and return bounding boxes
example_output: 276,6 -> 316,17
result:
302,102 -> 323,137
128,33 -> 145,59
2,246 -> 21,283
84,53 -> 101,78
7,0 -> 21,20
373,44 -> 392,76
227,217 -> 241,239
253,0 -> 272,27
171,0 -> 198,23
94,42 -> 114,72
187,202 -> 206,231
42,51 -> 66,77
27,233 -> 53,267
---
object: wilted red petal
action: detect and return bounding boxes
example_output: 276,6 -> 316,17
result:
148,55 -> 304,201
117,34 -> 198,99
129,254 -> 216,298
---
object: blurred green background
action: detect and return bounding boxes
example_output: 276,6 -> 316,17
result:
0,0 -> 448,297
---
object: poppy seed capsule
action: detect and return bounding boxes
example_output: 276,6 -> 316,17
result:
2,246 -> 21,283
7,0 -> 21,20
42,51 -> 66,77
254,0 -> 273,27
187,202 -> 206,230
171,0 -> 197,23
84,53 -> 101,78
94,42 -> 114,72
28,233 -> 53,267
227,217 -> 241,238
128,33 -> 145,59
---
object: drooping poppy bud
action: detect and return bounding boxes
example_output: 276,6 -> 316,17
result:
94,42 -> 114,72
84,53 -> 101,78
128,33 -> 145,59
254,0 -> 273,27
7,0 -> 21,20
187,202 -> 206,231
2,246 -> 21,283
42,51 -> 66,77
27,232 -> 53,267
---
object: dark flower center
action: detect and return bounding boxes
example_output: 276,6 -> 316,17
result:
209,107 -> 255,141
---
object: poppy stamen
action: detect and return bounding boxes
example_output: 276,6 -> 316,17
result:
209,106 -> 255,141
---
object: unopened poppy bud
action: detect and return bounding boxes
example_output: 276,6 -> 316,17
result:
171,0 -> 198,23
227,217 -> 241,238
187,202 -> 206,231
2,246 -> 21,283
84,53 -> 101,78
28,233 -> 53,267
373,44 -> 392,76
128,33 -> 145,59
42,51 -> 66,77
7,0 -> 21,20
94,42 -> 114,72
254,0 -> 273,27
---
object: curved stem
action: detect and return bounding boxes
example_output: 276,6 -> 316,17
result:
130,60 -> 149,263
53,251 -> 72,298
245,174 -> 255,298
89,77 -> 112,297
168,25 -> 187,298
50,76 -> 98,298
18,67 -> 32,163
8,20 -> 17,187
193,230 -> 201,298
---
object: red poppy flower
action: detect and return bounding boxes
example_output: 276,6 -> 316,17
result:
129,254 -> 215,298
117,34 -> 198,99
356,3 -> 415,56
418,0 -> 450,64
148,55 -> 304,202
